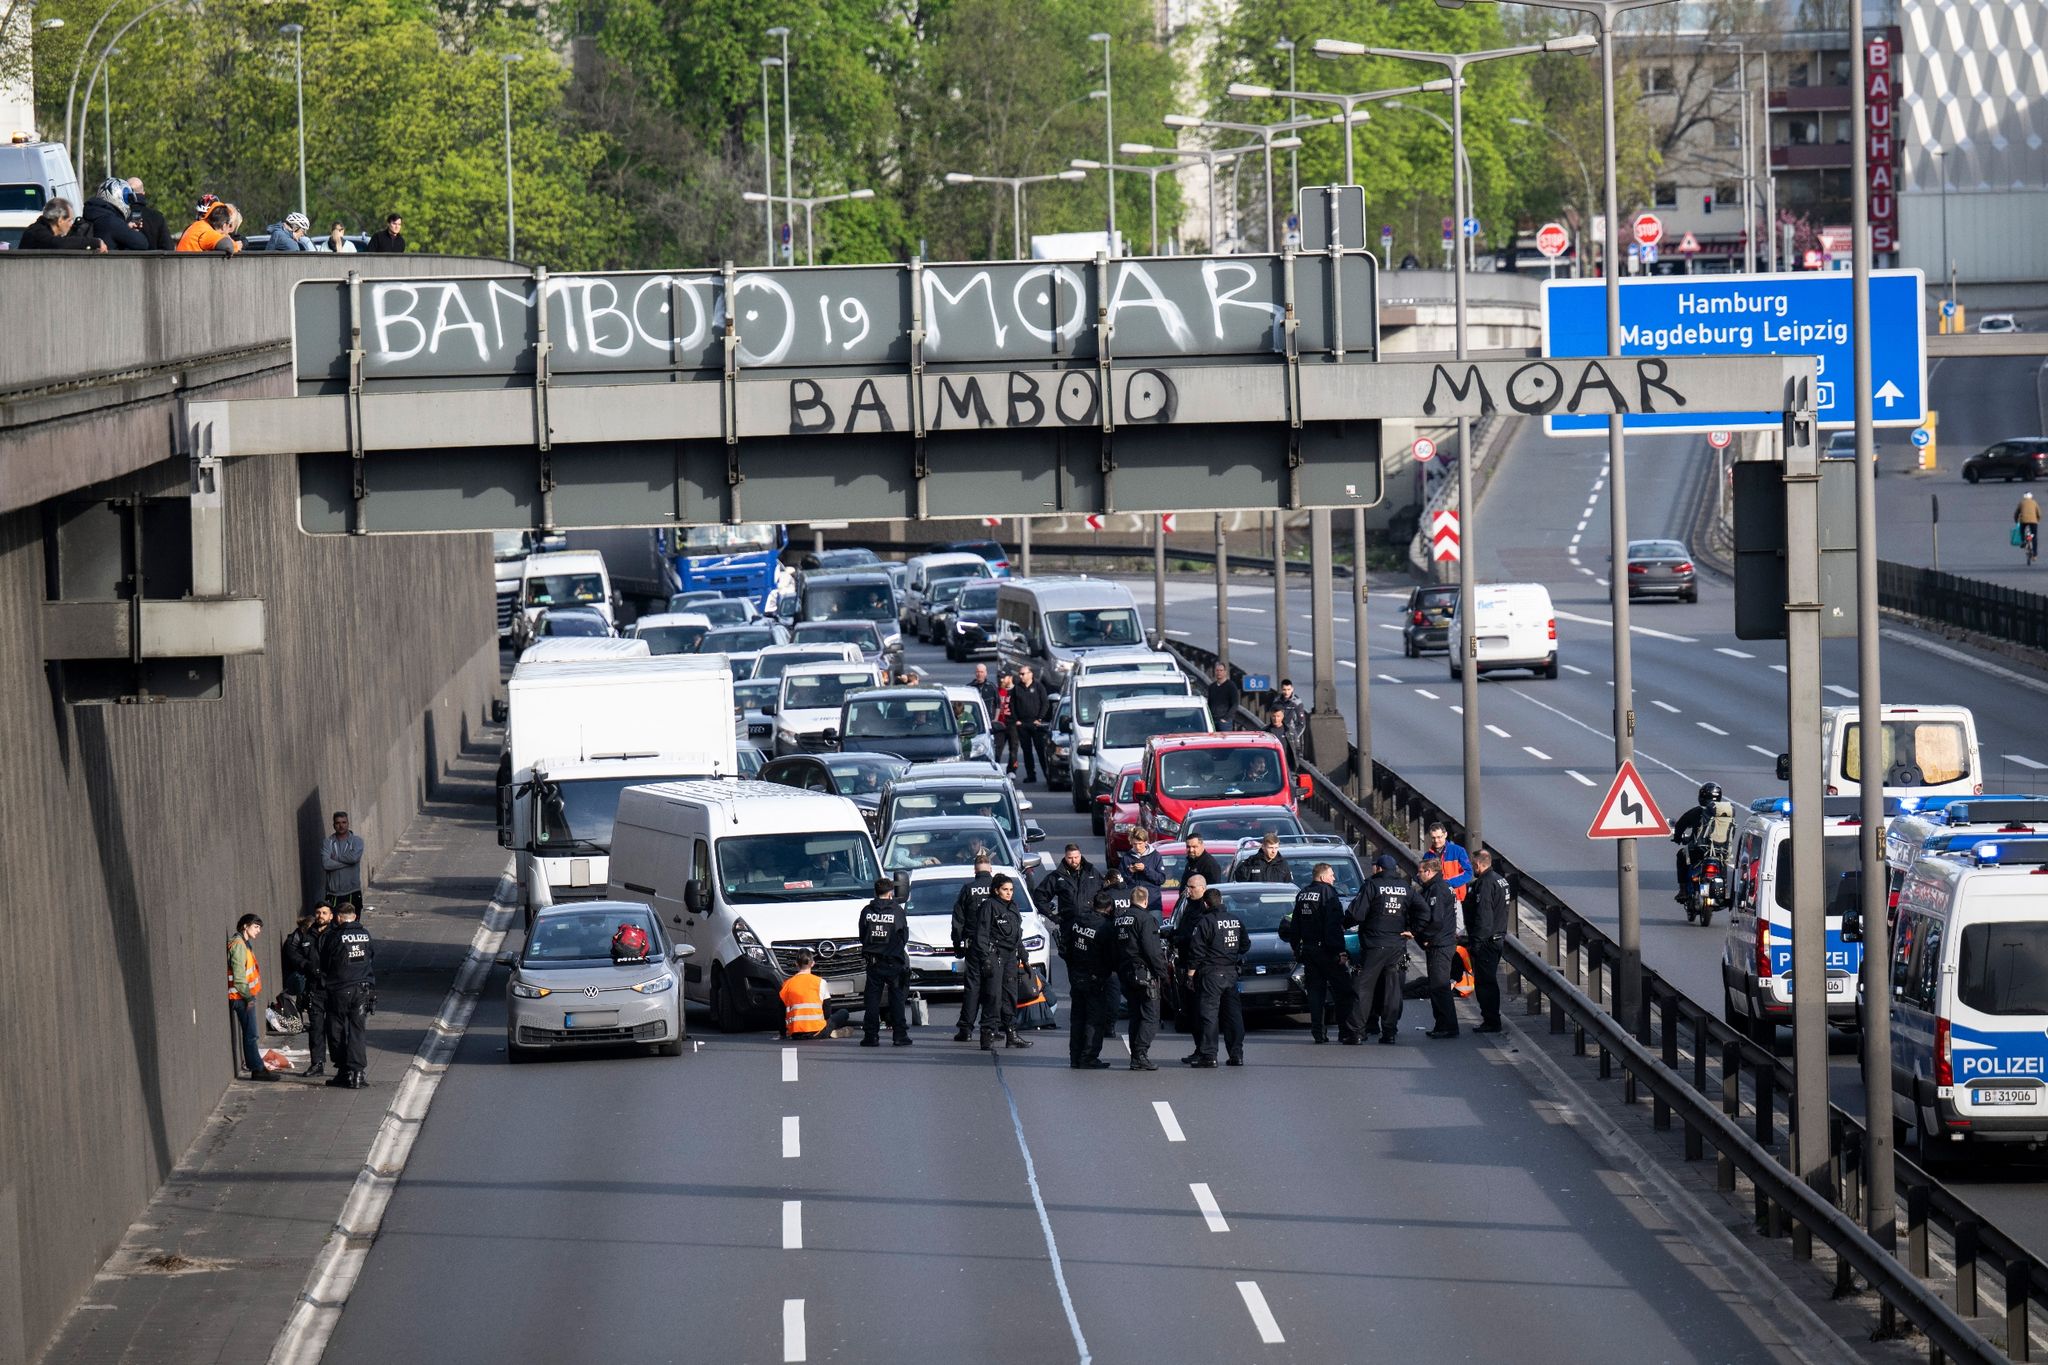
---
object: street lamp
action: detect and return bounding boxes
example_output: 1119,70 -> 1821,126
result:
1931,145 -> 1951,306
1508,116 -> 1595,277
1069,159 -> 1174,255
281,24 -> 306,219
1313,32 -> 1597,862
767,26 -> 793,252
944,169 -> 1087,259
1164,112 -> 1324,250
1273,38 -> 1299,211
500,53 -> 525,260
1090,32 -> 1114,242
77,0 -> 185,183
1225,77 -> 1454,184
1710,39 -> 1755,273
759,56 -> 782,265
743,188 -> 875,266
1378,100 -> 1478,270
1119,143 -> 1240,253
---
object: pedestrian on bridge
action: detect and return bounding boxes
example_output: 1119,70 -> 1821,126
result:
321,811 -> 365,915
1465,850 -> 1510,1035
1183,889 -> 1248,1067
367,212 -> 406,253
319,903 -> 376,1087
858,879 -> 913,1047
227,914 -> 277,1081
1348,855 -> 1416,1044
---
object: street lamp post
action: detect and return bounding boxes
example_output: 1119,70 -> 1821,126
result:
1090,32 -> 1115,243
1508,116 -> 1595,277
1379,100 -> 1479,271
281,24 -> 306,218
1932,146 -> 1951,306
77,0 -> 183,183
500,52 -> 524,260
743,189 -> 876,266
1711,40 -> 1755,273
1315,33 -> 1598,858
1118,143 -> 1262,253
1274,39 -> 1300,217
1165,113 -> 1325,250
768,26 -> 793,257
943,170 -> 1088,259
65,4 -> 124,160
759,57 -> 782,266
1226,78 -> 1453,185
1069,160 -> 1174,254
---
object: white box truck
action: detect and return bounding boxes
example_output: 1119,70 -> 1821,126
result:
498,655 -> 738,926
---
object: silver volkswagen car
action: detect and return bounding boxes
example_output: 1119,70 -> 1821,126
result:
503,901 -> 692,1061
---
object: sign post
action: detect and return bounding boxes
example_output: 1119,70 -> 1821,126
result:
1536,222 -> 1569,281
1586,761 -> 1670,840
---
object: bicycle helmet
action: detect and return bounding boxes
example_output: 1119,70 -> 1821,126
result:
285,211 -> 310,232
1698,782 -> 1722,804
611,923 -> 652,962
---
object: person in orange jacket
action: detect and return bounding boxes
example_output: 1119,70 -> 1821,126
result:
228,914 -> 278,1081
780,951 -> 851,1039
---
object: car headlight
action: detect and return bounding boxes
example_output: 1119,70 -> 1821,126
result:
1053,745 -> 1070,758
511,979 -> 551,999
908,941 -> 943,956
1154,815 -> 1181,836
733,917 -> 771,964
1022,935 -> 1046,953
632,975 -> 675,994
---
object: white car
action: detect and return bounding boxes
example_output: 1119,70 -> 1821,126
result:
627,611 -> 714,656
1978,313 -> 2020,334
775,662 -> 885,756
898,864 -> 1053,999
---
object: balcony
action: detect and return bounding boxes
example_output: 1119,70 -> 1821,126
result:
1770,84 -> 1853,111
1771,143 -> 1853,170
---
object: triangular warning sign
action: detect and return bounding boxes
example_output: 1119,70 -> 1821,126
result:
1677,231 -> 1701,255
1587,760 -> 1670,839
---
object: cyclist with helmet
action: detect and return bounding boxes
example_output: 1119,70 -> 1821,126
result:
2017,492 -> 2040,566
1670,782 -> 1736,906
265,210 -> 315,251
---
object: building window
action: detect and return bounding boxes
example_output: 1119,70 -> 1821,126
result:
1653,182 -> 1679,208
1715,183 -> 1741,209
1646,65 -> 1675,93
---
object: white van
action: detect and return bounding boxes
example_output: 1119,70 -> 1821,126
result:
996,578 -> 1149,688
1064,671 -> 1199,808
1884,795 -> 2048,905
1082,695 -> 1217,828
1447,582 -> 1557,680
775,663 -> 884,756
0,142 -> 82,251
1774,703 -> 1982,801
517,550 -> 615,643
1069,647 -> 1180,683
608,780 -> 883,1031
1720,797 -> 1868,1042
902,552 -> 994,638
1887,839 -> 2048,1153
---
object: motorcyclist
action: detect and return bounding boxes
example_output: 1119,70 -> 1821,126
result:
1669,782 -> 1736,906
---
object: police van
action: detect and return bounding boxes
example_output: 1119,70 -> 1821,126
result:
1720,797 -> 1869,1042
1884,795 -> 2048,907
1885,838 -> 2048,1155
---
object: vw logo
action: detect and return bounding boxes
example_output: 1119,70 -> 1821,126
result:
816,941 -> 838,960
584,986 -> 600,997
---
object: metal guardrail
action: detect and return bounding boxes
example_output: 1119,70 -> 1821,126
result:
823,537 -> 1359,580
1881,559 -> 2048,653
1165,635 -> 2045,1362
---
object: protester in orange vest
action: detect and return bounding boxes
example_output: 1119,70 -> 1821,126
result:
176,202 -> 242,255
228,914 -> 278,1081
780,950 -> 851,1039
1424,821 -> 1473,903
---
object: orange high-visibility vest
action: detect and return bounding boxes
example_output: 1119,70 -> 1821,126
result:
1452,944 -> 1475,998
781,972 -> 826,1036
228,935 -> 262,1002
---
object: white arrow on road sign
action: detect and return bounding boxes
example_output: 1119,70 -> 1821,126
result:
1429,509 -> 1461,563
1911,428 -> 1931,448
1876,380 -> 1904,408
1587,760 -> 1670,840
981,516 -> 1003,527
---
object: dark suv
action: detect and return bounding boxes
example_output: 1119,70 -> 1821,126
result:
1401,584 -> 1459,657
1962,438 -> 2048,484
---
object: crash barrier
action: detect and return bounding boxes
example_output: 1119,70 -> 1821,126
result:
1165,636 -> 2044,1362
1880,559 -> 2048,654
821,537 -> 1347,580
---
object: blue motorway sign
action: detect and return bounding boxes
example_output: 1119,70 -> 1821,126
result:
1542,268 -> 1926,434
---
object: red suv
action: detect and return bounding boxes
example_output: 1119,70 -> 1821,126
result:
1134,732 -> 1310,840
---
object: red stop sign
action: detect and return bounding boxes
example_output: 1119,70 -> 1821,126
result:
1632,213 -> 1664,247
1535,223 -> 1569,258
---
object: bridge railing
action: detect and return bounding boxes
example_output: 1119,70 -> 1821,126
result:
1165,635 -> 2047,1363
1881,558 -> 2048,653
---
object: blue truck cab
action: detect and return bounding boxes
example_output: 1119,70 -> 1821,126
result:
668,523 -> 786,609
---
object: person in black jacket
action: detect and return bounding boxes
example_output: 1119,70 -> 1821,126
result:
1035,844 -> 1103,931
1347,855 -> 1418,1043
1282,863 -> 1357,1044
282,905 -> 333,1076
366,212 -> 406,253
1230,832 -> 1294,883
1114,883 -> 1167,1070
82,179 -> 150,250
1205,661 -> 1240,729
949,858 -> 996,1041
1465,849 -> 1510,1033
1180,835 -> 1225,888
1061,890 -> 1119,1068
125,178 -> 172,250
858,879 -> 913,1047
1007,664 -> 1052,782
1183,889 -> 1249,1067
19,199 -> 104,251
1410,857 -> 1462,1039
972,875 -> 1033,1050
318,902 -> 376,1087
1121,827 -> 1166,901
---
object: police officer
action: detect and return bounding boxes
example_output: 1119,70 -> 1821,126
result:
858,878 -> 913,1047
1183,889 -> 1248,1068
1282,862 -> 1357,1044
1231,831 -> 1295,883
1347,855 -> 1418,1044
950,856 -> 996,1042
1114,883 -> 1167,1071
1465,849 -> 1510,1034
319,901 -> 376,1088
1411,856 -> 1462,1039
975,875 -> 1033,1051
1062,890 -> 1119,1069
1035,843 -> 1104,933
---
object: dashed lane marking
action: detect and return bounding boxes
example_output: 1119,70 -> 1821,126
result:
1506,689 -> 1699,787
1486,724 -> 1511,738
1228,637 -> 1258,647
1716,647 -> 1755,659
782,1201 -> 803,1250
1770,664 -> 1787,673
1565,770 -> 1597,786
1377,673 -> 1402,684
1291,649 -> 1314,658
1651,700 -> 1680,714
1340,660 -> 1358,669
1191,1183 -> 1229,1232
782,1048 -> 798,1082
1563,664 -> 1592,676
1153,1101 -> 1186,1142
2008,754 -> 2048,771
1415,688 -> 1440,700
1552,609 -> 1697,644
1697,722 -> 1729,736
783,1300 -> 806,1363
1523,746 -> 1553,761
1377,623 -> 1403,632
1236,1282 -> 1285,1345
782,1115 -> 800,1159
1825,684 -> 1858,699
1748,745 -> 1778,758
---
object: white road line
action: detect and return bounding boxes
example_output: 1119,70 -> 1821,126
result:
1506,688 -> 1699,786
1153,1101 -> 1186,1142
1563,664 -> 1592,676
1450,705 -> 1463,715
1770,663 -> 1787,673
1291,648 -> 1314,657
994,1053 -> 1093,1363
2007,754 -> 2048,771
1592,478 -> 1605,493
1569,534 -> 1582,547
1238,607 -> 1266,614
1697,722 -> 1729,736
1716,647 -> 1755,659
1565,770 -> 1597,786
1523,746 -> 1553,761
783,1299 -> 806,1363
1880,626 -> 2048,698
1236,1282 -> 1285,1345
1552,609 -> 1698,644
1651,700 -> 1680,714
1748,745 -> 1778,758
782,1115 -> 800,1159
782,1048 -> 798,1083
1596,577 -> 1610,587
782,1201 -> 803,1250
1377,672 -> 1401,683
1190,1183 -> 1230,1232
1228,637 -> 1258,647
1415,688 -> 1440,700
1578,566 -> 1596,576
1340,659 -> 1358,669
1168,628 -> 1191,636
1376,623 -> 1403,632
1486,724 -> 1511,738
1576,518 -> 1589,532
1825,684 -> 1858,699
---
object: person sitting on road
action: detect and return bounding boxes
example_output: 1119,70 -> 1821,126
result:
780,951 -> 851,1039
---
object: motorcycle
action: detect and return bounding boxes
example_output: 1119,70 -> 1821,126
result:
1681,841 -> 1730,926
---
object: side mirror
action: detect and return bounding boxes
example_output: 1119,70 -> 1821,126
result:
494,951 -> 517,967
1841,913 -> 1863,945
496,784 -> 514,849
1298,773 -> 1315,798
1775,753 -> 1790,782
893,870 -> 912,900
683,879 -> 710,915
490,698 -> 509,725
1025,823 -> 1046,844
1132,780 -> 1148,797
671,943 -> 695,960
822,727 -> 839,741
761,702 -> 777,716
1096,793 -> 1113,806
1077,743 -> 1095,756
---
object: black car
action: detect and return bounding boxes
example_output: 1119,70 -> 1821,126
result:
1161,883 -> 1310,1024
1401,585 -> 1458,657
1045,698 -> 1076,792
1962,438 -> 2048,484
944,579 -> 1000,661
1622,538 -> 1697,603
835,686 -> 969,764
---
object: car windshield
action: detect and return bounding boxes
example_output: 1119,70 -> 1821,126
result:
1958,922 -> 2048,1015
1046,607 -> 1143,648
1100,706 -> 1210,749
637,623 -> 708,655
535,776 -> 671,851
680,523 -> 779,553
883,825 -> 1007,870
706,628 -> 776,654
783,671 -> 874,710
845,696 -> 957,739
0,183 -> 46,212
524,907 -> 661,964
795,622 -> 880,649
716,831 -> 879,903
1774,836 -> 1862,913
543,614 -> 609,637
1219,887 -> 1304,932
1160,749 -> 1285,799
525,573 -> 604,608
891,788 -> 1018,838
806,581 -> 895,621
812,549 -> 879,568
1076,679 -> 1188,725
821,753 -> 909,794
1184,810 -> 1303,844
930,578 -> 969,606
734,680 -> 778,709
696,599 -> 752,626
1415,588 -> 1458,610
1278,854 -> 1364,898
1843,720 -> 1972,787
492,531 -> 527,560
958,583 -> 999,611
906,874 -> 1039,920
755,651 -> 843,681
951,698 -> 989,737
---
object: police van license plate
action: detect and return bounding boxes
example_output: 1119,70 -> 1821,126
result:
1973,1088 -> 2039,1107
1825,976 -> 1851,996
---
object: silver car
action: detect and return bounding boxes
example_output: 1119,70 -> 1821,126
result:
502,901 -> 692,1061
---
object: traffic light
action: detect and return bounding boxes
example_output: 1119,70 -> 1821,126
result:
1702,192 -> 1714,215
